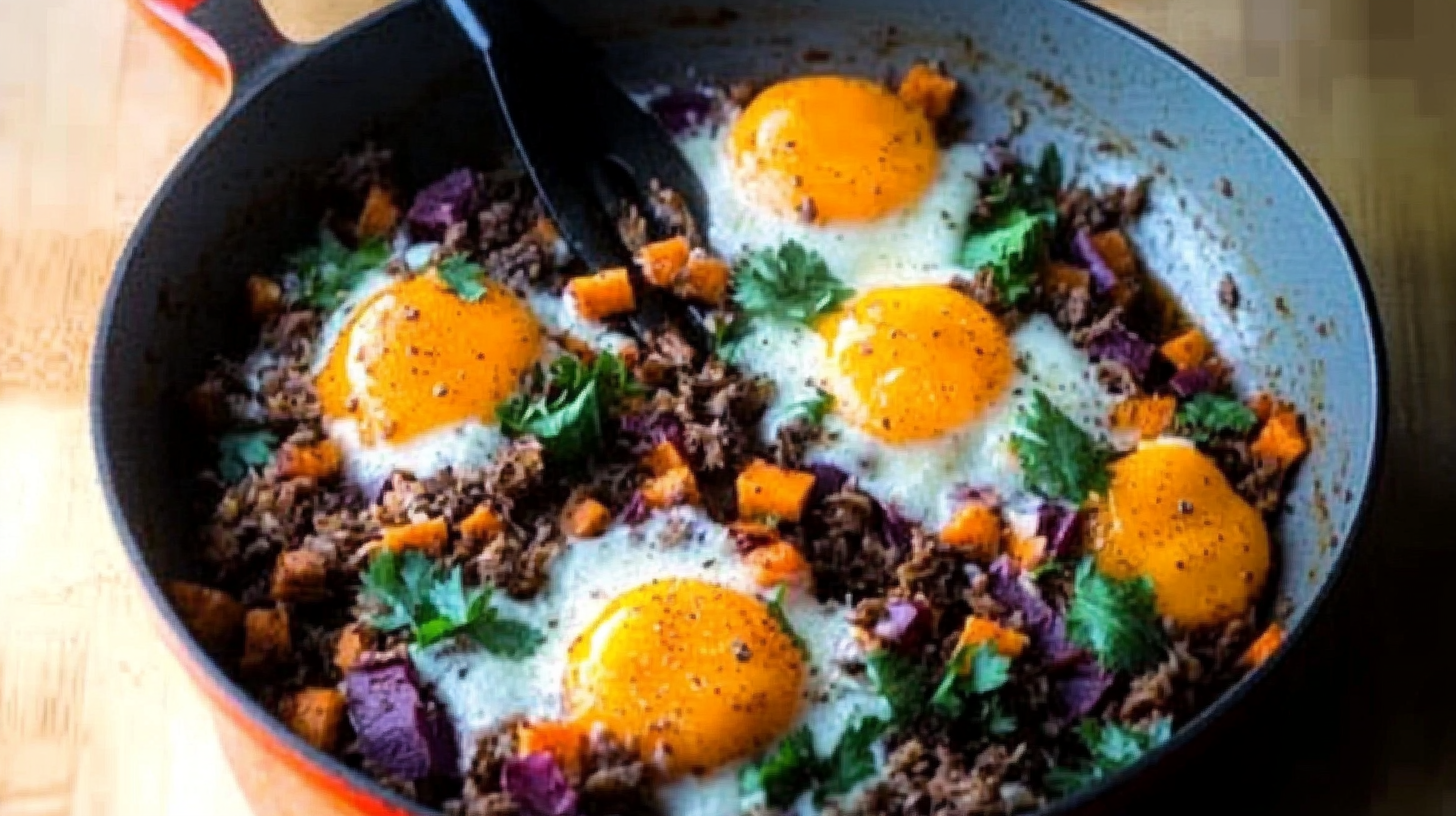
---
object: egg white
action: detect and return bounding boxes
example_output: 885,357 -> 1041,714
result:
412,507 -> 891,816
309,247 -> 634,490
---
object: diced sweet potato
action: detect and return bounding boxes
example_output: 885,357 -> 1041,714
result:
957,615 -> 1028,658
1249,393 -> 1277,424
380,518 -> 449,556
270,549 -> 330,603
637,236 -> 691,287
678,254 -> 730,304
357,185 -> 400,240
333,623 -> 373,674
1110,395 -> 1178,440
460,505 -> 505,541
1241,623 -> 1284,668
940,504 -> 1002,560
241,606 -> 292,677
562,497 -> 612,538
736,460 -> 816,523
743,541 -> 812,589
1251,408 -> 1308,468
642,467 -> 700,510
516,721 -> 586,775
166,581 -> 245,654
1041,262 -> 1091,296
643,441 -> 688,476
1159,328 -> 1210,370
280,687 -> 347,752
897,63 -> 959,120
567,268 -> 637,321
1090,230 -> 1138,280
1005,531 -> 1048,571
276,439 -> 343,481
246,275 -> 283,321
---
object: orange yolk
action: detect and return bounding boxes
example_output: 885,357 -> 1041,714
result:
1095,441 -> 1271,627
729,76 -> 939,223
818,285 -> 1013,442
316,273 -> 543,444
563,579 -> 805,777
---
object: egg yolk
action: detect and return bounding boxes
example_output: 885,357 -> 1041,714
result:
316,273 -> 543,444
1095,441 -> 1271,627
563,579 -> 805,777
818,285 -> 1013,442
728,76 -> 939,223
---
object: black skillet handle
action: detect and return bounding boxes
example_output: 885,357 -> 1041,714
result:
131,0 -> 293,92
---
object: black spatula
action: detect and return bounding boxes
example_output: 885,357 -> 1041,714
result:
438,0 -> 711,346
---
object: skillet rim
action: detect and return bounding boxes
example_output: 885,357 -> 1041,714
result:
89,0 -> 1389,812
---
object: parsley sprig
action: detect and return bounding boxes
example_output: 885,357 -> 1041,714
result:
931,642 -> 1012,718
733,242 -> 854,326
497,351 -> 639,462
217,430 -> 277,483
961,145 -> 1063,305
1011,390 -> 1112,504
360,549 -> 543,656
436,254 -> 488,303
1065,558 -> 1165,672
785,388 -> 834,427
865,649 -> 931,724
767,585 -> 809,658
1175,393 -> 1257,442
1045,717 -> 1172,794
288,229 -> 391,311
739,717 -> 888,809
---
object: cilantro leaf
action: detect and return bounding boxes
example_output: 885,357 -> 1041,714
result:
1011,391 -> 1111,504
733,242 -> 854,326
1046,717 -> 1172,795
497,351 -> 638,461
740,727 -> 819,809
815,716 -> 887,804
931,643 -> 1012,718
1175,393 -> 1257,442
1065,558 -> 1164,672
962,145 -> 1063,305
289,230 -> 391,311
359,550 -> 541,657
981,697 -> 1019,737
767,585 -> 809,658
217,430 -> 278,483
436,254 -> 488,302
960,208 -> 1052,305
865,649 -> 929,724
785,388 -> 834,427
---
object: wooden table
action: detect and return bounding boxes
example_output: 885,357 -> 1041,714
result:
1,0 -> 1452,813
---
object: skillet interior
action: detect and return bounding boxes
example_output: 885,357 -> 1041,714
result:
93,0 -> 1384,812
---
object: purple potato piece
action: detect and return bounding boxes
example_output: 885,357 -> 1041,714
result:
1074,228 -> 1119,293
873,599 -> 933,652
1168,366 -> 1216,398
1086,324 -> 1157,383
407,168 -> 479,240
344,655 -> 458,780
501,752 -> 578,816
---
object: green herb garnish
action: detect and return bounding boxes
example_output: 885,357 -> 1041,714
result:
961,145 -> 1063,305
1175,393 -> 1257,442
497,351 -> 638,462
767,584 -> 809,658
360,549 -> 543,656
981,697 -> 1019,737
1011,390 -> 1111,504
785,388 -> 834,427
1045,717 -> 1172,794
217,430 -> 278,483
930,642 -> 1012,718
739,717 -> 889,809
436,254 -> 488,302
1065,557 -> 1164,672
865,649 -> 929,724
733,241 -> 854,326
288,230 -> 391,311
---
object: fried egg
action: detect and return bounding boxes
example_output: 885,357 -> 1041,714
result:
412,508 -> 890,815
310,250 -> 632,489
1093,438 -> 1271,626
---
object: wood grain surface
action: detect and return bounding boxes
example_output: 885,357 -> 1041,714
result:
0,1 -> 1452,814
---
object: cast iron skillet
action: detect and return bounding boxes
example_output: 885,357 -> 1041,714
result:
95,1 -> 1387,814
